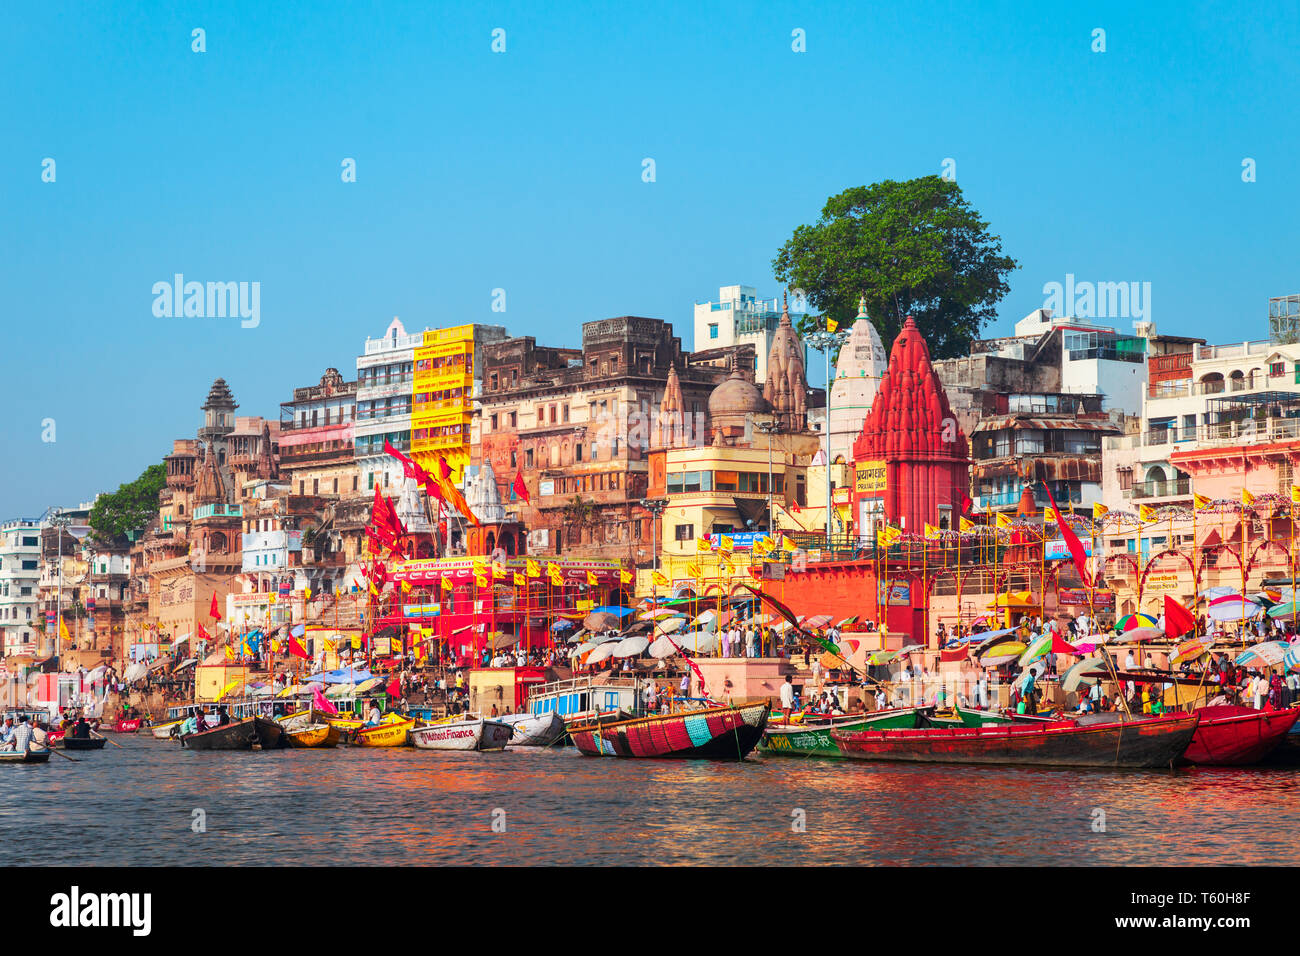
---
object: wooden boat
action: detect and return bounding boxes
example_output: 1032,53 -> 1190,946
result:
281,718 -> 342,748
498,711 -> 566,747
1181,705 -> 1300,766
410,716 -> 514,751
152,718 -> 187,739
251,716 -> 286,749
103,717 -> 143,733
352,717 -> 416,747
761,707 -> 927,757
181,718 -> 261,750
0,749 -> 51,763
61,735 -> 108,751
570,703 -> 770,759
832,712 -> 1200,769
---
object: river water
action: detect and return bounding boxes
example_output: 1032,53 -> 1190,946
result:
3,736 -> 1297,866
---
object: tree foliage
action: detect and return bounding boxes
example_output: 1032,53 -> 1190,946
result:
772,176 -> 1018,359
88,463 -> 166,543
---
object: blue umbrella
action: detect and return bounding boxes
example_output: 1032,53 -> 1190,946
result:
550,620 -> 576,632
290,624 -> 305,637
592,606 -> 634,616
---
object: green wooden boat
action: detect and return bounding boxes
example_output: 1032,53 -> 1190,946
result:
924,705 -> 1052,728
760,707 -> 925,757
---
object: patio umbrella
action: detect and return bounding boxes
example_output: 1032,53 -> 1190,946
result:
1018,633 -> 1052,666
1208,600 -> 1263,623
1117,612 -> 1159,631
804,613 -> 834,629
1235,640 -> 1287,668
586,642 -> 618,665
1061,656 -> 1105,692
583,611 -> 622,632
550,619 -> 576,632
1121,626 -> 1166,642
836,615 -> 859,628
1267,601 -> 1300,619
1170,638 -> 1212,665
980,641 -> 1027,666
897,643 -> 925,656
972,626 -> 1020,655
676,632 -> 718,655
639,608 -> 677,622
613,635 -> 650,658
870,649 -> 898,665
1284,644 -> 1300,673
653,616 -> 687,635
593,606 -> 634,616
647,636 -> 680,659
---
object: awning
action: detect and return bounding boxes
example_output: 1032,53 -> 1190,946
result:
733,497 -> 768,528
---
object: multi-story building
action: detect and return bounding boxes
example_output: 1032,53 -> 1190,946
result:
355,317 -> 420,494
1,519 -> 45,656
279,368 -> 359,499
478,316 -> 746,564
411,323 -> 507,485
693,284 -> 806,382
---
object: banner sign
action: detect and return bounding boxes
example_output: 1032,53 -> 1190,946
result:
855,460 -> 886,495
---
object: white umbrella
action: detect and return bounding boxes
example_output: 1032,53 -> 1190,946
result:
647,636 -> 679,659
676,632 -> 718,655
124,662 -> 147,684
897,643 -> 926,655
84,665 -> 107,683
692,609 -> 717,626
654,617 -> 687,635
1119,626 -> 1165,642
586,642 -> 618,665
1208,600 -> 1264,623
172,633 -> 192,646
613,635 -> 651,658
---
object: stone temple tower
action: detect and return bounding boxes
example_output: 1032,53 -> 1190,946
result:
763,293 -> 808,432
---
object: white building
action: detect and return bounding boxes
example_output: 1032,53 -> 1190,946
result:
355,317 -> 421,494
693,285 -> 806,383
828,298 -> 887,464
0,520 -> 43,655
1011,308 -> 1148,414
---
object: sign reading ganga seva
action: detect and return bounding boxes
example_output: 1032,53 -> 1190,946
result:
855,460 -> 886,495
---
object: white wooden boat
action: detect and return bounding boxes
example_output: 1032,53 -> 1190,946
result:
409,716 -> 513,752
497,711 -> 566,747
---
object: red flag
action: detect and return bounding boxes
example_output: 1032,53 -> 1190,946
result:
790,501 -> 801,513
438,455 -> 452,481
1051,633 -> 1079,655
1164,595 -> 1196,640
961,493 -> 973,516
287,637 -> 309,659
1042,484 -> 1092,589
198,622 -> 210,643
209,593 -> 221,620
513,469 -> 530,504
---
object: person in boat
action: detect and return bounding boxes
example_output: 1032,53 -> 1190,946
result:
0,716 -> 14,750
365,699 -> 382,726
216,706 -> 231,727
30,721 -> 49,751
8,715 -> 32,754
779,674 -> 795,722
71,716 -> 91,739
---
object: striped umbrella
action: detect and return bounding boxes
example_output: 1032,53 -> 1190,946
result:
980,641 -> 1027,666
870,649 -> 898,665
1235,640 -> 1287,668
1018,633 -> 1053,667
1061,656 -> 1104,692
1284,643 -> 1300,673
836,615 -> 859,627
804,613 -> 834,629
1171,638 -> 1212,665
1117,612 -> 1159,631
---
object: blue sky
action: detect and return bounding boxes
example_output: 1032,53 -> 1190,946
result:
3,0 -> 1296,519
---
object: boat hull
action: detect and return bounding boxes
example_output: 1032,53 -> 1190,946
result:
61,736 -> 107,750
500,712 -> 566,747
104,718 -> 143,733
283,722 -> 341,748
181,718 -> 260,750
352,718 -> 416,747
833,712 -> 1199,769
410,718 -> 514,752
1182,706 -> 1300,766
570,704 -> 770,759
0,749 -> 51,763
153,719 -> 186,739
761,707 -> 924,757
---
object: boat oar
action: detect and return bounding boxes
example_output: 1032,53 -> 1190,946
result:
45,747 -> 78,762
92,732 -> 125,749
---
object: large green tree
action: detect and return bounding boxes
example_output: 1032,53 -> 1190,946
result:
772,176 -> 1018,359
88,463 -> 166,543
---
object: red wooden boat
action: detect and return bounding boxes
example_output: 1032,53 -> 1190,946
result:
1181,705 -> 1300,766
570,703 -> 770,759
832,712 -> 1199,769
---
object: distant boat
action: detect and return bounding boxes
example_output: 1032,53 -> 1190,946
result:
61,736 -> 108,751
279,714 -> 342,748
570,703 -> 770,759
410,717 -> 513,752
352,717 -> 416,748
832,712 -> 1199,769
103,718 -> 143,733
497,711 -> 566,747
181,718 -> 261,750
152,719 -> 187,739
924,705 -> 1054,729
1181,706 -> 1300,765
761,707 -> 926,758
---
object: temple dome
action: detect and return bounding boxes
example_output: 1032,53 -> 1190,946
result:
708,369 -> 770,418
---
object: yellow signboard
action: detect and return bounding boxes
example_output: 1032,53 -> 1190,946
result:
855,460 -> 886,495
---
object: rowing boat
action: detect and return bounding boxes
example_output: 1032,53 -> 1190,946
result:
0,749 -> 51,763
152,719 -> 187,739
760,707 -> 926,757
832,712 -> 1200,769
181,718 -> 260,750
283,721 -> 341,748
61,736 -> 108,751
352,717 -> 415,747
409,716 -> 514,751
1181,706 -> 1300,766
497,712 -> 566,747
570,703 -> 770,759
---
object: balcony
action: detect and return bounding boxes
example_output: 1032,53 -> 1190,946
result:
193,503 -> 242,520
1126,478 -> 1191,500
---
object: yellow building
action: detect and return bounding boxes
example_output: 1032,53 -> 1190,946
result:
411,325 -> 477,483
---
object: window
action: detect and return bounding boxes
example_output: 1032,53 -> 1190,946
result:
526,449 -> 534,468
674,524 -> 694,541
490,372 -> 499,391
1271,362 -> 1285,377
562,405 -> 569,422
575,445 -> 582,463
509,412 -> 517,428
709,324 -> 719,339
21,560 -> 36,570
490,414 -> 498,431
21,536 -> 36,547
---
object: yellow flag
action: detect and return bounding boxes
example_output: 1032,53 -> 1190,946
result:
1139,504 -> 1156,523
475,574 -> 488,588
351,635 -> 361,649
441,576 -> 453,591
686,562 -> 701,578
1242,488 -> 1255,506
224,644 -> 235,660
876,529 -> 887,548
59,615 -> 70,642
304,587 -> 312,600
368,582 -> 379,596
268,593 -> 277,605
923,523 -> 940,540
1042,508 -> 1054,523
546,562 -> 559,577
586,571 -> 598,586
959,516 -> 974,532
753,536 -> 770,555
995,512 -> 1012,529
719,534 -> 735,553
618,569 -> 632,584
1292,486 -> 1300,505
400,580 -> 412,593
696,537 -> 712,553
720,560 -> 735,576
826,317 -> 838,332
652,570 -> 669,587
493,563 -> 506,579
527,558 -> 540,577
1093,502 -> 1109,519
885,526 -> 902,544
782,535 -> 797,552
1193,493 -> 1212,511
513,572 -> 526,586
